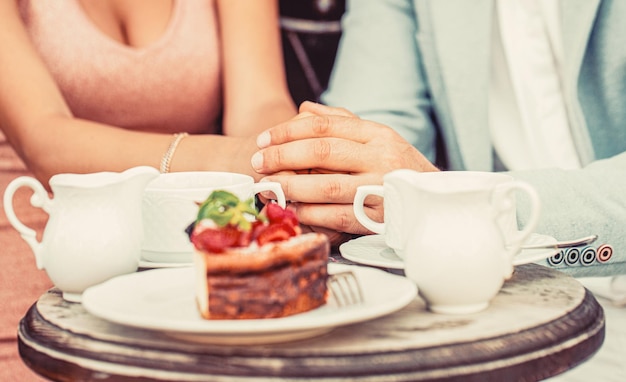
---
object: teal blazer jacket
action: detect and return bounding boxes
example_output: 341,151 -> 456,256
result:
323,0 -> 626,277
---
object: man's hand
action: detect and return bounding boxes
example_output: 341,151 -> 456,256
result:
251,102 -> 438,243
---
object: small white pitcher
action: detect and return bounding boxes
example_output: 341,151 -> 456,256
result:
3,166 -> 159,302
400,171 -> 541,314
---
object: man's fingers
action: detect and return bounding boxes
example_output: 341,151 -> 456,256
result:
293,202 -> 379,235
252,137 -> 373,174
299,101 -> 357,118
293,203 -> 363,235
257,114 -> 376,148
260,173 -> 380,205
291,111 -> 316,120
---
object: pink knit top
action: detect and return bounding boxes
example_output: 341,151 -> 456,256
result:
17,0 -> 222,134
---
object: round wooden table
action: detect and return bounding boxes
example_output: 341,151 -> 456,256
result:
18,264 -> 604,381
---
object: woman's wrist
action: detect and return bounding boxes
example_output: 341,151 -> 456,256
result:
159,132 -> 188,173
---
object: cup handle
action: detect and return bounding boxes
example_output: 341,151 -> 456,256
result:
353,185 -> 385,234
3,176 -> 52,269
252,181 -> 286,208
494,181 -> 541,271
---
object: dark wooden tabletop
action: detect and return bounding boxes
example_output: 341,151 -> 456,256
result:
18,263 -> 604,382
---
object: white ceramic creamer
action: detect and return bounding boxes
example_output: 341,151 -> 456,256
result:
3,166 -> 159,302
400,171 -> 540,314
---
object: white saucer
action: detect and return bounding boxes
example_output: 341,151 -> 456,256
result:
82,263 -> 417,345
339,233 -> 560,270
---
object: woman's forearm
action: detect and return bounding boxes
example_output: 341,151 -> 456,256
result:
14,115 -> 261,187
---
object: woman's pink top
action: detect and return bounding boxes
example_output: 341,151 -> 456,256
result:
17,0 -> 222,134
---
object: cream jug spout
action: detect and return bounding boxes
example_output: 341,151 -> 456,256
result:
118,166 -> 161,190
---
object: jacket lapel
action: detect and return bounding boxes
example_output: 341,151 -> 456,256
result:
418,0 -> 602,169
560,0 -> 600,84
417,0 -> 495,170
560,0 -> 601,164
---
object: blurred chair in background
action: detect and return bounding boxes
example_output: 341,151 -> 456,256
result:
280,0 -> 345,104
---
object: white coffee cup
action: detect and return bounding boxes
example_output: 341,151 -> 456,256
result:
141,171 -> 286,263
389,171 -> 540,314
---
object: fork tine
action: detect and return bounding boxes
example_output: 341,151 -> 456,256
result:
329,274 -> 350,307
328,271 -> 363,307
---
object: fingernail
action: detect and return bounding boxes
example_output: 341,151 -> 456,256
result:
251,151 -> 263,171
256,131 -> 271,148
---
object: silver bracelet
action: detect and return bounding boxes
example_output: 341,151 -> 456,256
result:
159,132 -> 188,173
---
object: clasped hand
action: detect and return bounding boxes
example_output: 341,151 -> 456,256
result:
251,101 -> 438,245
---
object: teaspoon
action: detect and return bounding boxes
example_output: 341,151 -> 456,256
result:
521,234 -> 598,250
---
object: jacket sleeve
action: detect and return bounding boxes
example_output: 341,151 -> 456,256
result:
321,0 -> 437,162
510,151 -> 626,277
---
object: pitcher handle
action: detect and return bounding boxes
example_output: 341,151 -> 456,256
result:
252,181 -> 286,208
353,185 -> 385,234
493,181 -> 541,276
3,176 -> 52,269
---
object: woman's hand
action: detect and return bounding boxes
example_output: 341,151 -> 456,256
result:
251,102 -> 438,243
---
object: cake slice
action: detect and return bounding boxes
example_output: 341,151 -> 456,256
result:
189,191 -> 329,319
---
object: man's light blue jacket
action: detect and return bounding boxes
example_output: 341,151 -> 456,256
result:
323,0 -> 626,277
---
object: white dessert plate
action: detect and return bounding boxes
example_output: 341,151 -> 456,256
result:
82,263 -> 417,345
138,260 -> 191,269
339,233 -> 560,270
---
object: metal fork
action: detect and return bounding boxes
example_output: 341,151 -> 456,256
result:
327,271 -> 364,307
